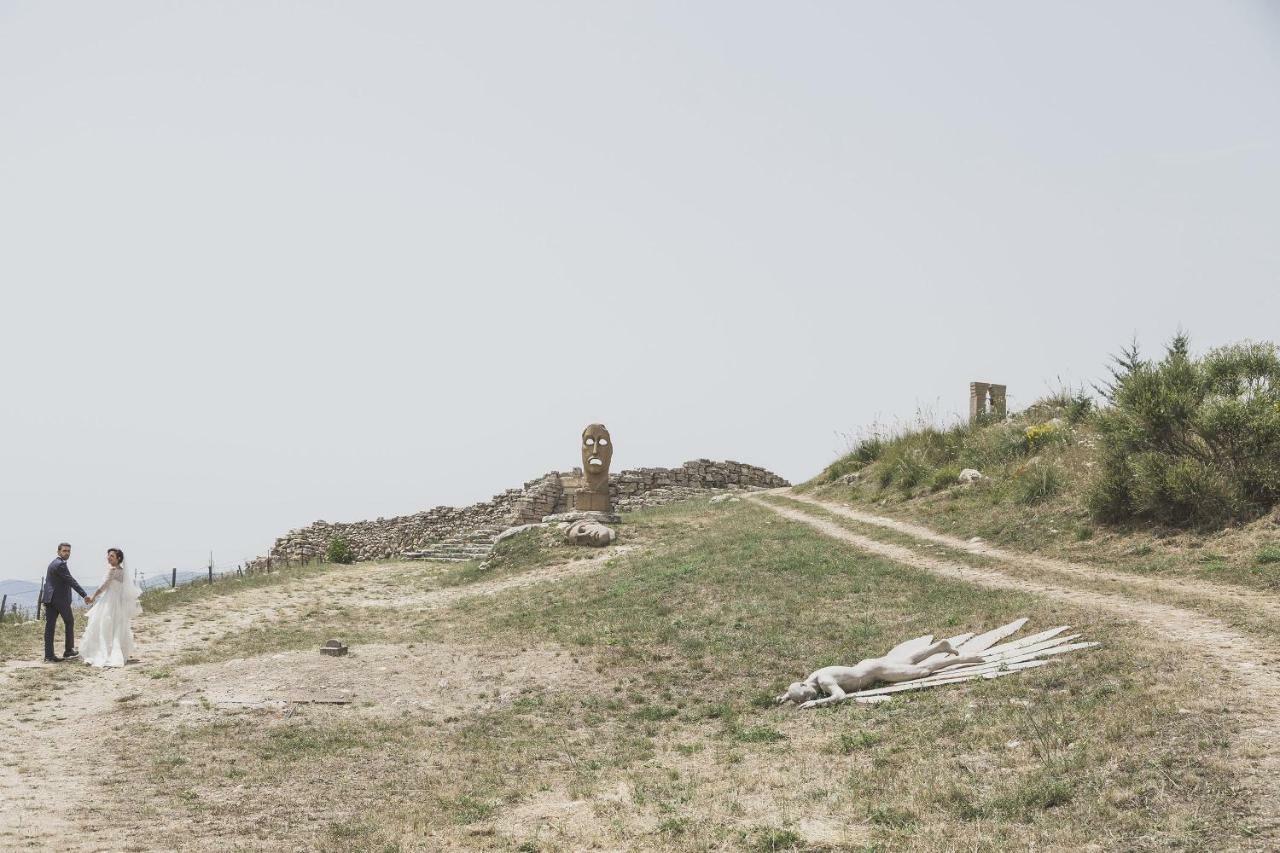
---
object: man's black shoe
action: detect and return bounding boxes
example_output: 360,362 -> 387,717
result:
44,656 -> 63,663
63,649 -> 80,659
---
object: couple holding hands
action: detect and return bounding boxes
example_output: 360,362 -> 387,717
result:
42,542 -> 142,667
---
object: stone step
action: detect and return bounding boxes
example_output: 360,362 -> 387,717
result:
405,554 -> 476,563
404,543 -> 493,562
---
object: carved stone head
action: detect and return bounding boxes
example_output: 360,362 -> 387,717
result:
580,423 -> 612,492
565,520 -> 616,547
776,682 -> 819,705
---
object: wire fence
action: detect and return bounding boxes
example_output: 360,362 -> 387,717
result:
0,553 -> 327,626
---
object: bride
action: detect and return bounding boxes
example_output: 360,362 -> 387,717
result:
81,547 -> 143,667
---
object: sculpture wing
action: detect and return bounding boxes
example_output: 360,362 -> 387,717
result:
852,618 -> 1097,701
955,617 -> 1028,654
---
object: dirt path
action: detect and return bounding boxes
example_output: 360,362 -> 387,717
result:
783,490 -> 1280,624
746,491 -> 1280,843
0,550 -> 622,852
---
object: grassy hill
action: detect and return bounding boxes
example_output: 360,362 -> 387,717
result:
3,500 -> 1256,851
5,336 -> 1276,851
802,337 -> 1280,596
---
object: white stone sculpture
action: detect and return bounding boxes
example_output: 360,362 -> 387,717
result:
777,618 -> 1096,709
565,519 -> 617,547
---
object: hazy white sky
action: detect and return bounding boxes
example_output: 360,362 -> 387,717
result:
3,1 -> 1279,582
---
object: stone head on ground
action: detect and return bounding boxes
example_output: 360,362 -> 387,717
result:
565,519 -> 617,547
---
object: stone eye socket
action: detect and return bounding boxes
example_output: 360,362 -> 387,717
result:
584,438 -> 596,447
598,439 -> 608,447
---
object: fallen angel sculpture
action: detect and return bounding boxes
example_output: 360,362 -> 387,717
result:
777,618 -> 1097,709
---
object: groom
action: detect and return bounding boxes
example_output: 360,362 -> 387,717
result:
43,542 -> 92,663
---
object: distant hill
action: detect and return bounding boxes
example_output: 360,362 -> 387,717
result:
137,570 -> 204,590
0,579 -> 41,610
0,570 -> 208,609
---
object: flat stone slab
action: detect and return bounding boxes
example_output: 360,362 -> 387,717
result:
495,523 -> 548,543
542,511 -> 622,525
319,639 -> 349,657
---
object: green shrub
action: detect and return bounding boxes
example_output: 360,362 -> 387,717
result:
931,465 -> 962,492
1256,546 -> 1280,565
1024,420 -> 1070,453
851,435 -> 886,463
1064,395 -> 1093,425
325,536 -> 354,564
819,434 -> 887,483
959,422 -> 1027,470
1014,461 -> 1064,505
896,450 -> 933,492
1088,335 -> 1280,529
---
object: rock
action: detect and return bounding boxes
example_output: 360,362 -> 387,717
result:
709,494 -> 740,504
957,468 -> 984,483
839,472 -> 862,485
495,523 -> 546,543
319,639 -> 348,657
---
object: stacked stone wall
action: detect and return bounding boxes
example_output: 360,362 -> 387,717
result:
611,459 -> 789,512
250,460 -> 787,566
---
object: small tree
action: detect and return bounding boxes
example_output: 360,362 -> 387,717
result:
1088,334 -> 1280,529
326,536 -> 355,564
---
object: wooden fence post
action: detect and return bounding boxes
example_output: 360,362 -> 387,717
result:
208,564 -> 213,584
0,594 -> 6,623
171,568 -> 177,588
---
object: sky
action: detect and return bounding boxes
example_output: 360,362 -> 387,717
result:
3,1 -> 1279,583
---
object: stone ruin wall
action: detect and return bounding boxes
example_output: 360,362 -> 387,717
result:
250,460 -> 788,566
602,459 -> 789,513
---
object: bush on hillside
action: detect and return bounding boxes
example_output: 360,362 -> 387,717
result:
1013,460 -> 1064,505
1087,335 -> 1280,529
1023,387 -> 1094,426
820,434 -> 888,484
326,536 -> 355,564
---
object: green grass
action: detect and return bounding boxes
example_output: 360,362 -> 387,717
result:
111,501 -> 1253,851
1256,545 -> 1280,565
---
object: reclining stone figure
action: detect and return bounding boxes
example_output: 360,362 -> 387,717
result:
775,618 -> 1099,710
777,639 -> 985,709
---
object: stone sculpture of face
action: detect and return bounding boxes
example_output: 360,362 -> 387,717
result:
566,520 -> 617,547
581,424 -> 612,489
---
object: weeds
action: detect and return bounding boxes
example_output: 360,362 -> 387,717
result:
1014,462 -> 1064,505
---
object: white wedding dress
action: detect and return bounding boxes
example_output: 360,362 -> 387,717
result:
80,565 -> 143,667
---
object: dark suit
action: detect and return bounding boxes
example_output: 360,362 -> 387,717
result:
42,557 -> 88,659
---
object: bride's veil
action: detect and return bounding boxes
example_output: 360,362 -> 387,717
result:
120,557 -> 143,615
